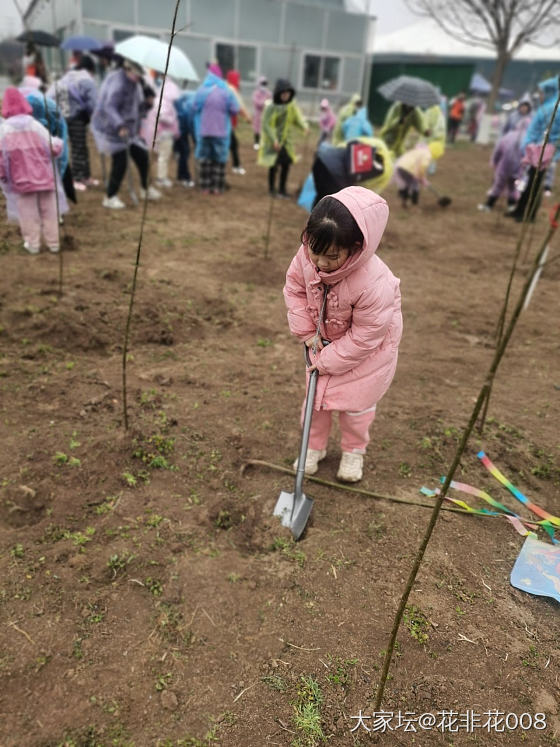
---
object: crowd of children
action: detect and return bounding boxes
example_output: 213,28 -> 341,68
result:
2,42 -> 560,487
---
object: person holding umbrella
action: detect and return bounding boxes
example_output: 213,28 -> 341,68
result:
379,101 -> 427,157
92,58 -> 161,209
377,76 -> 439,157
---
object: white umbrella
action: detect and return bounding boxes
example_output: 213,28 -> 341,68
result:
115,35 -> 199,81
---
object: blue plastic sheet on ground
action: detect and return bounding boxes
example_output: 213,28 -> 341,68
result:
510,535 -> 560,603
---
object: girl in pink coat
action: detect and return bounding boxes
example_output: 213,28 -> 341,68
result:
0,87 -> 63,254
284,186 -> 402,482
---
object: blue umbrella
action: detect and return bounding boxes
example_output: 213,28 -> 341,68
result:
60,35 -> 103,51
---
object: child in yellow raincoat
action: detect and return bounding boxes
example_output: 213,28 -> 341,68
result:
258,78 -> 308,198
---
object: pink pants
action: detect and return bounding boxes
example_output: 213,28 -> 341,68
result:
306,405 -> 377,454
16,191 -> 59,251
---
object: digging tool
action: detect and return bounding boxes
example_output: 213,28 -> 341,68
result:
274,288 -> 329,540
427,182 -> 452,207
273,345 -> 319,540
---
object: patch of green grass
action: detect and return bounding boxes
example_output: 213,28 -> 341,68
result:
95,494 -> 120,515
155,671 -> 173,691
521,644 -> 541,669
10,543 -> 24,559
398,462 -> 412,478
133,433 -> 176,470
107,551 -> 134,578
292,675 -> 326,746
63,527 -> 95,547
325,656 -> 358,688
404,605 -> 430,645
145,577 -> 163,596
270,536 -> 306,567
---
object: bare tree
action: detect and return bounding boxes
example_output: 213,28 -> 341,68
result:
405,0 -> 560,109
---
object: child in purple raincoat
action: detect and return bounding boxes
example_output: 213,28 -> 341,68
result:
478,108 -> 531,213
92,58 -> 160,209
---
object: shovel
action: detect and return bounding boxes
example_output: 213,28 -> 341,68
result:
427,182 -> 452,207
274,345 -> 320,541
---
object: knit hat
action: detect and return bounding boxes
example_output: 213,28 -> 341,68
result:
320,98 -> 329,109
2,87 -> 32,118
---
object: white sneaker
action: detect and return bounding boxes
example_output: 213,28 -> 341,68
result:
293,448 -> 326,476
156,178 -> 173,188
253,143 -> 260,151
23,241 -> 39,254
233,166 -> 246,175
180,180 -> 195,188
103,195 -> 125,209
139,186 -> 162,200
477,203 -> 491,212
337,452 -> 363,482
48,246 -> 60,254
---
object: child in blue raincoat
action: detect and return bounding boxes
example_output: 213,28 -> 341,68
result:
174,90 -> 196,187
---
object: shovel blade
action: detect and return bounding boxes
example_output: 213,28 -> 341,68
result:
273,490 -> 313,541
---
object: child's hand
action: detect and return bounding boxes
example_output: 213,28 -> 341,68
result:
305,335 -> 324,353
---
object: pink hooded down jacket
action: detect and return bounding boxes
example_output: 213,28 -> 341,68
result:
283,186 -> 402,412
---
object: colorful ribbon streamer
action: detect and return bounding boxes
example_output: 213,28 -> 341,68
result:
421,450 -> 559,544
478,451 -> 560,528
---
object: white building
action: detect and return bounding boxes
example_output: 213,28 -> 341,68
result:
24,0 -> 376,109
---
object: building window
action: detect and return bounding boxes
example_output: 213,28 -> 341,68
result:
303,53 -> 340,90
113,29 -> 134,42
215,43 -> 257,82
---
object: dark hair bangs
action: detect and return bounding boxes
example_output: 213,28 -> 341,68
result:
301,196 -> 364,255
302,218 -> 340,255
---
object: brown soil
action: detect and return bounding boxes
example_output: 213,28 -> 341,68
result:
0,130 -> 559,747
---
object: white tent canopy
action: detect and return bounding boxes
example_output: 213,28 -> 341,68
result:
372,18 -> 560,61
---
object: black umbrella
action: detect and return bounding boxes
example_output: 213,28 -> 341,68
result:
16,30 -> 60,47
378,75 -> 441,108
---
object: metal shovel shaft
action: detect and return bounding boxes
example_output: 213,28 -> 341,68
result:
291,367 -> 319,521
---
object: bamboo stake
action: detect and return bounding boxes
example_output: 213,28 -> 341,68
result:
374,206 -> 559,711
121,0 -> 182,431
263,194 -> 275,259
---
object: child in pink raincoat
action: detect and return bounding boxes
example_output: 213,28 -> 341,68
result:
283,186 -> 402,482
251,76 -> 271,150
318,98 -> 336,145
141,73 -> 180,188
0,87 -> 63,254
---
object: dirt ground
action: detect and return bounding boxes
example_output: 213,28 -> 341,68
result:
0,127 -> 559,747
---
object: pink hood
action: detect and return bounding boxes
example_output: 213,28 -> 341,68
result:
226,69 -> 240,91
307,186 -> 389,286
2,87 -> 32,118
